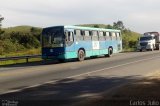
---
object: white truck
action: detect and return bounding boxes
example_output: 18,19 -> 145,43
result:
137,32 -> 160,51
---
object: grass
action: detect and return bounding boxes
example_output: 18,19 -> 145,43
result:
123,47 -> 137,52
0,58 -> 42,66
0,48 -> 41,57
0,48 -> 42,66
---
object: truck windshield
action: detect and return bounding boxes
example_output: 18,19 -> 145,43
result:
140,36 -> 152,41
42,27 -> 64,48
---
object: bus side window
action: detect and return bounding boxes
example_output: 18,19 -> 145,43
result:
76,30 -> 83,41
84,31 -> 91,41
74,30 -> 76,35
106,32 -> 110,40
109,32 -> 112,40
99,31 -> 105,41
112,32 -> 116,40
65,31 -> 74,46
66,31 -> 74,42
81,30 -> 85,40
89,31 -> 92,36
116,32 -> 120,40
103,32 -> 106,40
119,32 -> 122,40
65,31 -> 68,42
92,31 -> 98,41
69,32 -> 74,41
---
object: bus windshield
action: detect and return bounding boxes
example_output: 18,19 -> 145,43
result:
42,28 -> 64,48
140,36 -> 152,41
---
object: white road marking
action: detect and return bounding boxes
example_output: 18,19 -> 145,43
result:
1,55 -> 160,95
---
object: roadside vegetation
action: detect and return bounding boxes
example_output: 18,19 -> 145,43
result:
0,16 -> 42,65
0,26 -> 42,56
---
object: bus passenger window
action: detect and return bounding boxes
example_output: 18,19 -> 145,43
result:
116,33 -> 119,40
103,32 -> 106,36
75,30 -> 81,36
65,32 -> 73,42
89,31 -> 92,36
109,32 -> 112,40
118,32 -> 122,40
76,30 -> 83,41
69,32 -> 74,41
81,30 -> 85,36
84,31 -> 91,41
92,31 -> 98,41
74,30 -> 76,35
106,32 -> 110,40
112,32 -> 116,40
65,31 -> 74,46
85,31 -> 89,36
99,32 -> 105,41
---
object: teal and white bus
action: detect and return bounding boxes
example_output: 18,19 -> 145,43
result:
42,25 -> 122,61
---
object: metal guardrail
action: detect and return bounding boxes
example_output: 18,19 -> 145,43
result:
0,55 -> 41,63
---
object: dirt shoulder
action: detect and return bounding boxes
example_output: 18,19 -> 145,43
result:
73,71 -> 160,106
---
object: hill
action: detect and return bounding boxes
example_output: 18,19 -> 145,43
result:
3,26 -> 42,34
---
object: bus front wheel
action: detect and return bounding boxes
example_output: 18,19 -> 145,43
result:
78,50 -> 85,61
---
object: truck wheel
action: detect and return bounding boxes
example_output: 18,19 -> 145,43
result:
151,45 -> 154,51
158,44 -> 160,50
140,49 -> 142,52
151,48 -> 154,51
78,50 -> 85,61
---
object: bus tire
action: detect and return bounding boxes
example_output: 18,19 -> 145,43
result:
106,48 -> 113,57
78,50 -> 85,61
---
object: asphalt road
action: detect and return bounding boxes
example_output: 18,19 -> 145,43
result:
0,51 -> 160,105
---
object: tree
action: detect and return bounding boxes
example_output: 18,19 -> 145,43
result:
30,27 -> 41,41
93,25 -> 99,28
0,15 -> 4,27
113,20 -> 125,30
0,15 -> 4,36
106,24 -> 113,29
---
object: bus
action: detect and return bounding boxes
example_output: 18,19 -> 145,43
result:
41,25 -> 122,61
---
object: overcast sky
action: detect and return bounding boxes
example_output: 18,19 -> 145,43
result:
1,0 -> 160,33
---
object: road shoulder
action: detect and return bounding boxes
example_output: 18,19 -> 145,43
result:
73,70 -> 160,106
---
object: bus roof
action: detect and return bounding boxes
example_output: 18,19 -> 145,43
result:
64,25 -> 121,32
43,25 -> 121,32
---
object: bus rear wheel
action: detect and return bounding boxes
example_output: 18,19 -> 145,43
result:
78,50 -> 85,61
105,48 -> 113,57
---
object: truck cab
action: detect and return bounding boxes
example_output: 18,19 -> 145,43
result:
137,34 -> 156,51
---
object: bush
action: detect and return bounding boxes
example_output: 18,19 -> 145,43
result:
3,39 -> 17,53
122,30 -> 139,50
10,31 -> 40,49
0,40 -> 4,55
